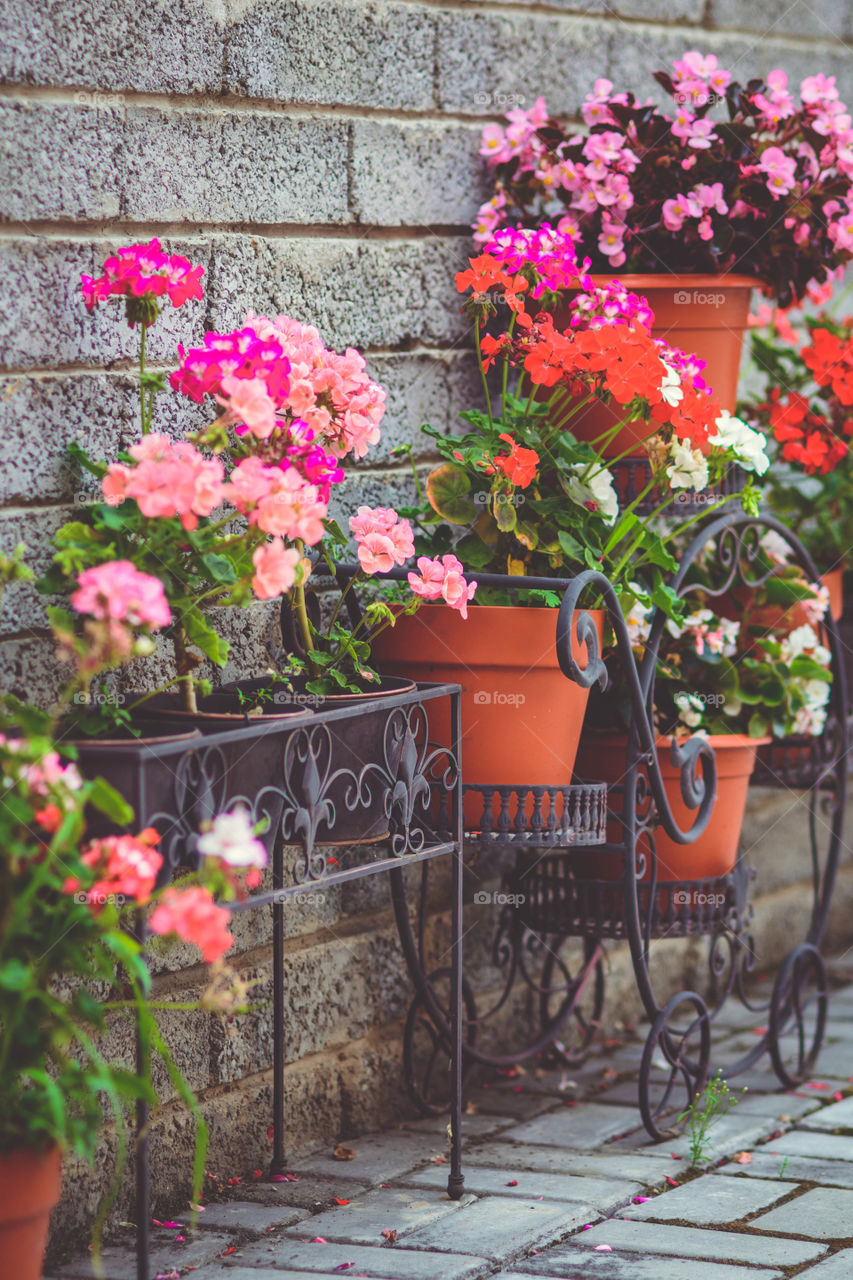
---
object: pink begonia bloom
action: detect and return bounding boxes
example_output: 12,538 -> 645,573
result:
685,118 -> 716,149
801,73 -> 838,105
72,560 -> 172,630
197,809 -> 268,870
697,215 -> 713,241
694,182 -> 728,214
357,532 -> 397,575
81,239 -> 204,316
251,538 -> 302,599
598,226 -> 626,264
480,123 -> 511,161
408,554 -> 477,619
218,374 -> 278,439
830,212 -> 853,251
149,886 -> 234,963
662,194 -> 699,231
680,50 -> 719,78
759,146 -> 797,196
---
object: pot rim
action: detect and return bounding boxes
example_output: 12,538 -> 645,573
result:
587,272 -> 759,289
70,727 -> 203,749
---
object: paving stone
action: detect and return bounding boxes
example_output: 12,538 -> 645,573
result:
801,1095 -> 853,1129
290,1133 -> 444,1185
465,1087 -> 562,1120
515,1249 -> 786,1278
717,1151 -> 853,1187
54,1232 -> 234,1279
731,1093 -> 821,1120
618,1112 -> 779,1161
502,1104 -> 644,1149
463,1142 -> 674,1187
621,1174 -> 795,1224
751,1186 -> 853,1238
401,1163 -> 643,1212
762,1131 -> 853,1160
793,1249 -> 853,1277
564,1220 -> 827,1267
210,1239 -> 491,1278
217,1176 -> 372,1210
192,1201 -> 310,1232
403,1198 -> 596,1264
404,1112 -> 510,1140
285,1186 -> 469,1245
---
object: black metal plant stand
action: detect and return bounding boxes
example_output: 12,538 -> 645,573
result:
76,684 -> 465,1280
391,509 -> 847,1141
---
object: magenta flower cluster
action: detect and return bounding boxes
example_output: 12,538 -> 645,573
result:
81,238 -> 204,322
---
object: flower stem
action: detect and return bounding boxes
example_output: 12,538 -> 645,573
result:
173,627 -> 198,713
475,317 -> 495,430
139,323 -> 149,435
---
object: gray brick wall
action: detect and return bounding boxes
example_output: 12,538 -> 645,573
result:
4,0 -> 853,1258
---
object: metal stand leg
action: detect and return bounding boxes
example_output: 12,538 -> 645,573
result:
270,833 -> 287,1175
447,689 -> 465,1200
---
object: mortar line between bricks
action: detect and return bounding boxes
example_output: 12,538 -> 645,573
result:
0,221 -> 473,241
0,345 -> 473,379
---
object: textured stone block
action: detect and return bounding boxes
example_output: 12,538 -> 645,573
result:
352,121 -> 486,228
502,1102 -> 644,1148
518,1251 -> 785,1278
436,12 -> 610,116
211,1240 -> 490,1278
0,0 -> 223,92
207,234 -> 469,351
752,1186 -> 853,1238
224,0 -> 436,111
708,0 -> 851,40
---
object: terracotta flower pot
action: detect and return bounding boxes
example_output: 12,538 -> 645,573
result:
555,273 -> 757,456
0,1145 -> 62,1280
575,731 -> 767,882
821,566 -> 844,622
371,604 -> 604,827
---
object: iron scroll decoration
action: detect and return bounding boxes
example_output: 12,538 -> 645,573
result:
556,568 -> 718,846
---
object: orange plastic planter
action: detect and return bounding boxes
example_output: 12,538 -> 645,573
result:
554,273 -> 757,455
0,1145 -> 62,1280
371,604 -> 604,825
575,732 -> 767,882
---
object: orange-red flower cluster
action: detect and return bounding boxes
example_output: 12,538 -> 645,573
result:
456,257 -> 531,327
765,387 -> 849,474
492,433 -> 540,487
519,319 -> 720,450
802,327 -> 853,406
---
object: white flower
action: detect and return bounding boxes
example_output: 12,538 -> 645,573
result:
198,808 -> 268,870
760,530 -> 792,565
709,410 -> 770,476
659,361 -> 684,407
666,438 -> 709,491
625,584 -> 653,646
780,624 -> 823,662
566,464 -> 619,525
674,691 -> 705,728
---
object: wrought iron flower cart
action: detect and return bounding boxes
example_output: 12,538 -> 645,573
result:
392,507 -> 848,1141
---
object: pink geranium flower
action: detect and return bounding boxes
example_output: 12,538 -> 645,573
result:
218,375 -> 278,439
149,886 -> 234,963
66,829 -> 163,910
81,239 -> 204,321
72,561 -> 172,630
350,507 -> 415,574
251,538 -> 302,599
408,554 -> 477,619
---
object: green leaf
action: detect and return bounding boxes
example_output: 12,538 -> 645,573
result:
88,776 -> 135,826
425,465 -> 477,524
202,553 -> 238,585
0,959 -> 31,990
557,530 -> 584,560
494,497 -> 518,533
181,610 -> 230,667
